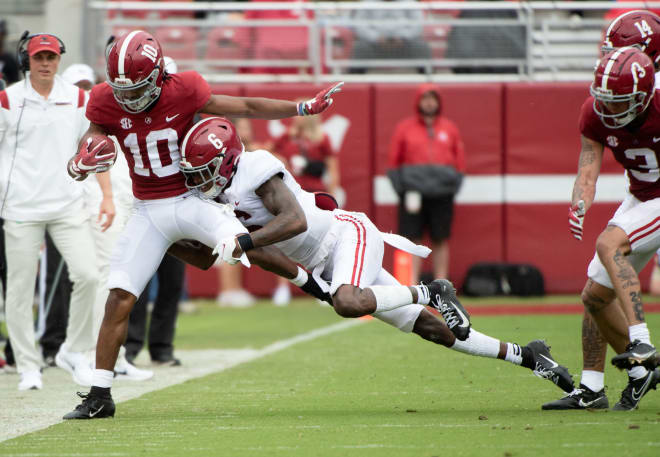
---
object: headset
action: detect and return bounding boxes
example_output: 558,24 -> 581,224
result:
16,30 -> 66,74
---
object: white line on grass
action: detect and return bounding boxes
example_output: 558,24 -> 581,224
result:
0,319 -> 364,443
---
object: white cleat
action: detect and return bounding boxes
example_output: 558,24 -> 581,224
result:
55,346 -> 93,387
114,357 -> 154,381
18,370 -> 42,391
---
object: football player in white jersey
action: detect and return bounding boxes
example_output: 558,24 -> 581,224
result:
178,117 -> 576,398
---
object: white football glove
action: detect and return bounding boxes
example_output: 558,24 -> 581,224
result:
212,236 -> 251,267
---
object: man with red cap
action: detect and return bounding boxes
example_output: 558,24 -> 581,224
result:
0,33 -> 112,390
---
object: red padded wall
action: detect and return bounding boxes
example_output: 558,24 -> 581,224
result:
503,82 -> 641,292
505,82 -> 621,174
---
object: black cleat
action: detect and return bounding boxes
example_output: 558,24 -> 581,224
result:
542,384 -> 609,410
611,340 -> 660,370
427,279 -> 471,341
63,392 -> 115,420
612,368 -> 660,411
526,340 -> 575,393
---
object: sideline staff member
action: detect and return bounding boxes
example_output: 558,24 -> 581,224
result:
0,33 -> 104,390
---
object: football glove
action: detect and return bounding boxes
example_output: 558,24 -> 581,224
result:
72,135 -> 118,176
213,236 -> 251,267
297,82 -> 344,116
568,200 -> 586,241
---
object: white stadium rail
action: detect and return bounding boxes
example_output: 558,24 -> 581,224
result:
83,1 -> 660,84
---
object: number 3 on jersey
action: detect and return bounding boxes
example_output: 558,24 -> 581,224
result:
124,128 -> 180,177
625,148 -> 660,182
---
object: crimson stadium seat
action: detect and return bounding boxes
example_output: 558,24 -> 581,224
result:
153,26 -> 198,61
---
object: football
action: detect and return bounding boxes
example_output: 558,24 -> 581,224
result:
76,133 -> 118,172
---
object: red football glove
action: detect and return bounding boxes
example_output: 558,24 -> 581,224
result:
568,200 -> 586,241
71,135 -> 118,178
297,82 -> 344,116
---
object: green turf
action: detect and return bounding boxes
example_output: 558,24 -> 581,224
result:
174,299 -> 343,349
2,300 -> 660,457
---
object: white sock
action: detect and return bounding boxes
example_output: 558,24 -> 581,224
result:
92,369 -> 114,389
504,343 -> 523,365
629,366 -> 648,380
580,370 -> 604,392
450,329 -> 500,358
629,323 -> 651,345
367,285 -> 413,313
412,285 -> 430,305
289,267 -> 308,287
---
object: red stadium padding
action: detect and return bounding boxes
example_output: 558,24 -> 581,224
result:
505,82 -> 622,174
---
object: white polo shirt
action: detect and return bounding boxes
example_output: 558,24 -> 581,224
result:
0,74 -> 89,221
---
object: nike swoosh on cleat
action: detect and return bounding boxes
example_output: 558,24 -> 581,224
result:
631,376 -> 653,401
578,398 -> 601,408
451,304 -> 470,328
539,354 -> 559,369
88,405 -> 104,418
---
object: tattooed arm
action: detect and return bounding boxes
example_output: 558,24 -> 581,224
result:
571,135 -> 604,211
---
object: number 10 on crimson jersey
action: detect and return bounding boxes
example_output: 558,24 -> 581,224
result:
123,128 -> 180,177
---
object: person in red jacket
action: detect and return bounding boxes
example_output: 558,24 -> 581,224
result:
388,84 -> 465,283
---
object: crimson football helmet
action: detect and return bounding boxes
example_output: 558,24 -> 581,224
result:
590,47 -> 655,128
602,10 -> 660,67
106,30 -> 164,113
180,117 -> 245,199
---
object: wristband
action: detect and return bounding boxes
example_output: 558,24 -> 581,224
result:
236,233 -> 254,252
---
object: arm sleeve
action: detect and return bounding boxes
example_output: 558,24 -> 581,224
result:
388,122 -> 406,168
186,72 -> 212,113
320,134 -> 336,158
244,150 -> 288,192
85,85 -> 105,125
578,98 -> 602,143
450,121 -> 466,172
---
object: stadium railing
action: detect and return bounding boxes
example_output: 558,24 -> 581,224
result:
82,1 -> 660,83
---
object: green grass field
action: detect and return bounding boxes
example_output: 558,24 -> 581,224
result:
2,298 -> 660,457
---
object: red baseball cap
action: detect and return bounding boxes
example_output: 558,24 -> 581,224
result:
27,34 -> 61,56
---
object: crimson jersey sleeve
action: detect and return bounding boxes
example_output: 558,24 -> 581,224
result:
175,71 -> 211,113
319,135 -> 335,158
578,96 -> 602,143
388,119 -> 408,168
85,83 -> 115,128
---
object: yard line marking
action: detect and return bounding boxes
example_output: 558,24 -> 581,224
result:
0,319 -> 365,443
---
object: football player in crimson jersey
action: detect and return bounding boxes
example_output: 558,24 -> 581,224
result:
178,116 -> 576,401
63,30 -> 342,419
557,9 -> 660,413
543,47 -> 660,412
546,12 -> 660,412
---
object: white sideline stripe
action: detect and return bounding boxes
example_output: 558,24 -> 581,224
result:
0,319 -> 364,443
373,174 -> 627,205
